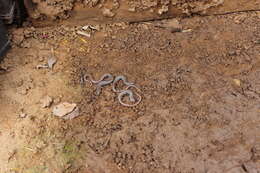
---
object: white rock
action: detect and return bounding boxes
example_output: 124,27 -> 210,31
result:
53,102 -> 79,120
76,31 -> 91,38
19,113 -> 27,118
63,107 -> 80,120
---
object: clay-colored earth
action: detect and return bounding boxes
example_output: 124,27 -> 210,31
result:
27,0 -> 260,24
0,1 -> 260,173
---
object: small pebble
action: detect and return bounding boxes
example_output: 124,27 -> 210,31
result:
102,8 -> 115,18
19,113 -> 27,118
41,95 -> 53,108
17,88 -> 28,95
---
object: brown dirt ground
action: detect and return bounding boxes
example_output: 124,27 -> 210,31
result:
0,9 -> 260,173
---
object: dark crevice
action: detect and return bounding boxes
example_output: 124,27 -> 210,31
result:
241,164 -> 248,173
